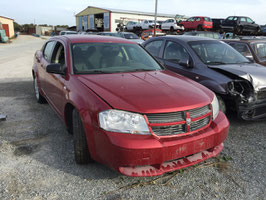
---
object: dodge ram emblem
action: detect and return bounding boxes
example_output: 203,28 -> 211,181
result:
186,117 -> 191,126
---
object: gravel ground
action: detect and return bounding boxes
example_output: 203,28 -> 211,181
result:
0,35 -> 265,200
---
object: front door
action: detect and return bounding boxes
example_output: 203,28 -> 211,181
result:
45,41 -> 66,116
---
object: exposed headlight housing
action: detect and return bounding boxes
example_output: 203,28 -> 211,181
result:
211,95 -> 219,120
99,110 -> 151,135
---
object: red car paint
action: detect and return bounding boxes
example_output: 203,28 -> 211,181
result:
32,35 -> 229,177
180,16 -> 213,30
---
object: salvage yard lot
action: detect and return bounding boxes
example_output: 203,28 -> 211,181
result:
0,35 -> 265,200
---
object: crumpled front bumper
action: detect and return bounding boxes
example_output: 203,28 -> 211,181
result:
119,143 -> 224,177
93,112 -> 229,177
238,99 -> 266,120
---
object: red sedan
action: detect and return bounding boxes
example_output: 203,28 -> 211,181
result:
32,35 -> 229,177
180,16 -> 213,31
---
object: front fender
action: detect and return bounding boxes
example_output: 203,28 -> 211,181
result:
199,80 -> 227,95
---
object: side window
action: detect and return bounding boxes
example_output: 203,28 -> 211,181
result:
247,18 -> 253,23
240,18 -> 246,22
188,18 -> 194,22
227,17 -> 233,21
163,41 -> 190,62
43,41 -> 56,61
195,17 -> 201,22
229,43 -> 252,57
51,42 -> 65,67
145,40 -> 163,57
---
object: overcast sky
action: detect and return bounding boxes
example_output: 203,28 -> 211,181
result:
1,0 -> 266,26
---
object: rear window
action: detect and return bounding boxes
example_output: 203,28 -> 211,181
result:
123,33 -> 139,39
204,18 -> 212,22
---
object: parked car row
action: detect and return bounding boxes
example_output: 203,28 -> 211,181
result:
32,26 -> 266,177
123,15 -> 263,36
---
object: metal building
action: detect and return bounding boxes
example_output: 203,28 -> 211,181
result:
0,16 -> 15,38
75,6 -> 179,32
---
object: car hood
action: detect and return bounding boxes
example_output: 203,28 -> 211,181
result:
78,70 -> 213,113
209,63 -> 266,91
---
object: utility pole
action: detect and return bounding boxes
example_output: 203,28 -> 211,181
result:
154,0 -> 158,37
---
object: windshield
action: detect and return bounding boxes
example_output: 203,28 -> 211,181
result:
189,40 -> 250,65
72,43 -> 163,74
123,33 -> 139,39
252,42 -> 266,61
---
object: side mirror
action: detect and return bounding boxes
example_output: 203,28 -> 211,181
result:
179,58 -> 192,68
46,63 -> 65,74
245,55 -> 254,62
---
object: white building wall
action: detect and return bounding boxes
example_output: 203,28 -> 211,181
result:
36,26 -> 53,35
110,12 -> 175,32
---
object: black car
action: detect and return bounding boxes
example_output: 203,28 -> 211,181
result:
211,18 -> 224,32
143,36 -> 266,120
221,16 -> 260,35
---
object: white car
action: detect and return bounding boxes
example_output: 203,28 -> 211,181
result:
138,20 -> 155,30
59,31 -> 77,35
161,19 -> 184,31
126,21 -> 138,31
117,32 -> 144,44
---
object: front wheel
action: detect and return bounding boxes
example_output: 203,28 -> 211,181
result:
72,109 -> 93,164
33,76 -> 46,104
256,27 -> 261,35
197,25 -> 203,31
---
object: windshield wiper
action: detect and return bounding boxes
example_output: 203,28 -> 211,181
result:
75,70 -> 115,74
207,61 -> 227,65
127,69 -> 157,72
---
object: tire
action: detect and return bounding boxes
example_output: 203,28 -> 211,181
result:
235,26 -> 243,35
170,26 -> 174,32
72,109 -> 93,164
33,76 -> 46,104
256,27 -> 261,35
217,95 -> 226,114
197,25 -> 203,31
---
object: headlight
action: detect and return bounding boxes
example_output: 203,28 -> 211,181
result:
99,110 -> 151,135
211,95 -> 219,120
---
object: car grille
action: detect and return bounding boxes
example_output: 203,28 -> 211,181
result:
257,91 -> 266,100
146,105 -> 211,137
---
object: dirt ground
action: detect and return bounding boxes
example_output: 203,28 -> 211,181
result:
0,35 -> 265,200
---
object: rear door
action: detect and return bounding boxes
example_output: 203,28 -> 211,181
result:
246,17 -> 257,32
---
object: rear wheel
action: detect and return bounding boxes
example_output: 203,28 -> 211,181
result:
170,26 -> 174,32
72,109 -> 93,164
33,76 -> 46,104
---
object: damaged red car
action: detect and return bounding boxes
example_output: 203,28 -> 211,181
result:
32,35 -> 229,177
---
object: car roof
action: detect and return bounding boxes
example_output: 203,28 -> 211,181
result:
224,37 -> 266,43
119,32 -> 136,34
227,16 -> 248,18
50,35 -> 137,44
162,35 -> 216,42
191,16 -> 210,18
184,31 -> 219,34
